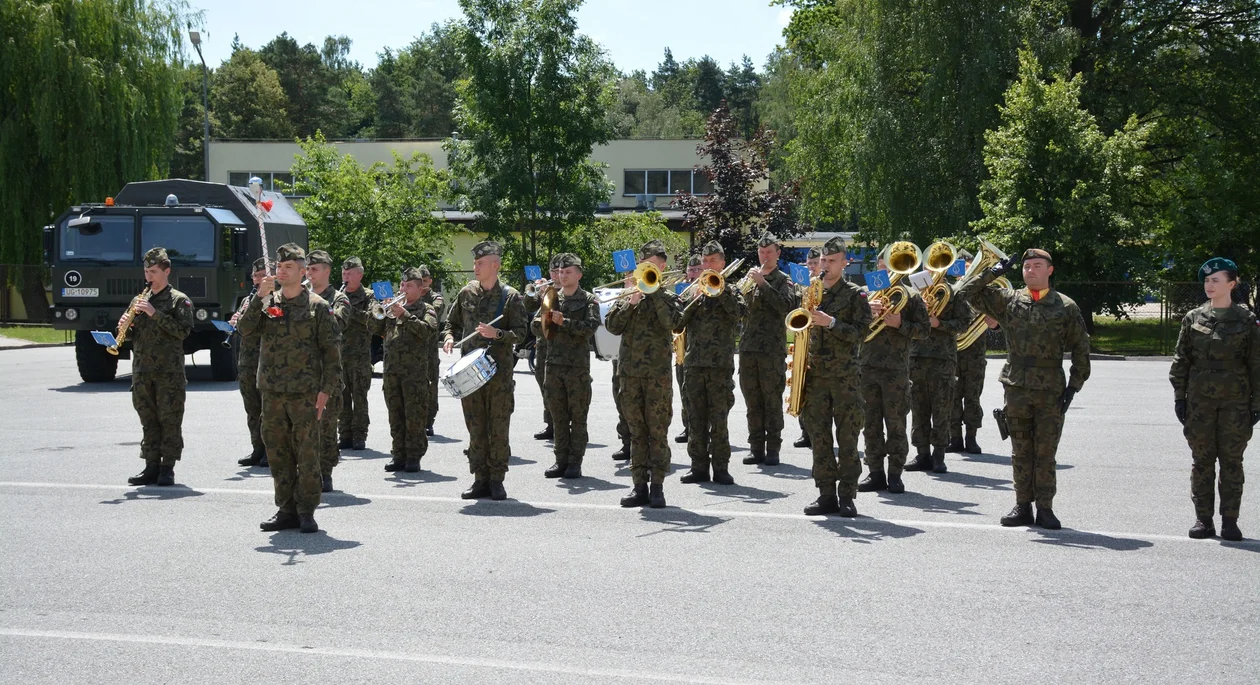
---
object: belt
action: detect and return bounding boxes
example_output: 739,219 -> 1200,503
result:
1008,355 -> 1061,369
1197,359 -> 1247,371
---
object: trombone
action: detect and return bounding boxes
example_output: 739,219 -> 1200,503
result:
678,258 -> 745,300
596,262 -> 672,303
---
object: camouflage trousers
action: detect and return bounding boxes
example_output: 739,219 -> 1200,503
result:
428,352 -> 440,428
132,372 -> 186,466
338,362 -> 372,443
1184,399 -> 1251,518
621,373 -> 673,485
317,388 -> 343,475
1003,386 -> 1065,509
675,362 -> 689,431
535,346 -> 552,426
739,352 -> 787,454
952,345 -> 986,435
911,357 -> 956,450
238,369 -> 263,453
611,360 -> 630,443
384,372 -> 431,461
262,391 -> 322,514
544,364 -> 592,466
462,372 -> 515,482
684,366 -> 736,471
802,374 -> 864,498
861,366 -> 911,475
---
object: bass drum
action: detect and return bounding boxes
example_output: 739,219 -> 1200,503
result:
593,288 -> 621,362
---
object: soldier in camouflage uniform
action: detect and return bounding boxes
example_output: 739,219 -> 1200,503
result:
525,257 -> 562,440
801,237 -> 871,517
673,255 -> 702,444
442,241 -> 529,501
124,247 -> 194,487
1170,257 -> 1260,542
382,266 -> 440,473
793,247 -> 823,449
239,243 -> 342,534
677,241 -> 747,485
858,257 -> 928,494
908,275 -> 972,474
234,258 -> 269,468
606,239 -> 681,509
306,250 -> 351,492
956,248 -> 1090,530
417,269 -> 445,436
531,253 -> 601,479
739,234 -> 797,467
948,250 -> 994,455
338,257 -> 375,451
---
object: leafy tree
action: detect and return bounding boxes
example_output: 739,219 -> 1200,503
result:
582,212 -> 688,289
724,55 -> 762,139
259,33 -> 334,138
170,64 -> 218,180
211,48 -> 293,139
607,72 -> 705,138
756,48 -> 799,184
691,56 -> 726,115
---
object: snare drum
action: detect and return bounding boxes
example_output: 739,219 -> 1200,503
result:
593,288 -> 622,362
441,347 -> 498,399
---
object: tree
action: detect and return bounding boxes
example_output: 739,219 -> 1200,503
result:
211,48 -> 293,139
582,212 -> 687,289
286,133 -> 455,286
607,72 -> 705,139
724,55 -> 762,140
691,56 -> 726,115
0,0 -> 188,264
170,65 -> 218,180
364,22 -> 467,139
446,0 -> 616,268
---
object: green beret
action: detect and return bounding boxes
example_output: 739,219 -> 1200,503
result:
806,247 -> 822,260
1022,248 -> 1052,264
687,254 -> 702,268
548,254 -> 565,270
1199,257 -> 1238,281
821,237 -> 846,256
306,249 -> 333,266
401,265 -> 431,282
472,240 -> 503,258
342,256 -> 363,271
251,257 -> 268,273
755,233 -> 781,249
700,240 -> 725,257
143,247 -> 170,268
276,243 -> 306,263
639,239 -> 667,261
554,252 -> 583,270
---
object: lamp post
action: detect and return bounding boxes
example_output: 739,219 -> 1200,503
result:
189,30 -> 210,182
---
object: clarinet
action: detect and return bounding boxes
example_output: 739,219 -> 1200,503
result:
222,285 -> 258,347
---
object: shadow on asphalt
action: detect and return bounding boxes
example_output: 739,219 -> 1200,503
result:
508,455 -> 538,466
933,471 -> 1013,491
224,467 -> 272,482
1219,540 -> 1260,553
637,508 -> 731,536
319,492 -> 372,508
751,462 -> 812,481
1030,529 -> 1154,551
339,448 -> 391,461
255,531 -> 362,565
811,517 -> 926,543
875,490 -> 982,516
429,434 -> 461,445
386,469 -> 459,487
99,484 -> 206,504
959,452 -> 1074,470
53,382 -> 130,393
696,480 -> 790,504
459,500 -> 556,517
556,476 -> 625,493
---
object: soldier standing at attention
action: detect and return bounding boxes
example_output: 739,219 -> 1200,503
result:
306,250 -> 351,493
677,241 -> 747,486
908,272 -> 972,475
606,239 -> 681,508
526,257 -> 563,441
416,268 -> 445,437
956,248 -> 1090,530
382,267 -> 440,474
1170,258 -> 1260,541
739,234 -> 797,468
338,257 -> 374,451
235,258 -> 269,468
673,255 -> 703,444
239,243 -> 342,534
858,256 -> 929,494
802,237 -> 872,517
442,241 -> 529,501
793,247 -> 823,450
532,253 -> 601,479
125,247 -> 194,487
947,250 -> 996,455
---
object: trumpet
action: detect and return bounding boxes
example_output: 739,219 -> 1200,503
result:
374,294 -> 408,320
865,241 -> 922,342
108,286 -> 152,355
921,241 -> 957,318
524,279 -> 555,298
785,274 -> 824,417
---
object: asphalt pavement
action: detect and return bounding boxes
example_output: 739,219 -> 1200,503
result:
1,347 -> 1257,684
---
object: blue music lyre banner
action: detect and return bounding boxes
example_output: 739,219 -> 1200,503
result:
612,249 -> 637,273
674,282 -> 687,295
211,320 -> 235,333
789,263 -> 811,286
371,281 -> 394,300
864,269 -> 892,291
91,331 -> 118,348
523,265 -> 542,281
947,258 -> 967,277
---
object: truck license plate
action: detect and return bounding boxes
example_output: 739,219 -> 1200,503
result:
62,288 -> 99,297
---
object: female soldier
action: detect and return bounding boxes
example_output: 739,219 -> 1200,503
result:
1170,257 -> 1260,541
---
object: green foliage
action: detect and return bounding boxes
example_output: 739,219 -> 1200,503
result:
610,48 -> 763,140
170,64 -> 216,180
0,0 -> 189,264
258,32 -> 363,139
581,212 -> 686,290
211,47 -> 292,139
606,72 -> 706,138
286,132 -> 456,287
365,22 -> 466,139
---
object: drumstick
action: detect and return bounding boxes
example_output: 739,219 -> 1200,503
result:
453,314 -> 505,347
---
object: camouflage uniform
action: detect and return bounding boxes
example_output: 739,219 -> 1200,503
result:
952,329 -> 988,441
238,262 -> 342,516
338,279 -> 376,445
236,271 -> 266,458
678,271 -> 746,474
611,359 -> 631,447
531,282 -> 601,469
910,285 -> 972,453
738,264 -> 797,458
859,288 -> 928,475
383,284 -> 440,465
421,288 -> 445,429
442,277 -> 529,484
957,263 -> 1090,511
129,282 -> 194,467
1170,301 -> 1260,520
314,282 -> 350,477
524,286 -> 552,429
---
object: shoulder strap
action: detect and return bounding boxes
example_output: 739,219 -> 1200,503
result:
493,285 -> 508,327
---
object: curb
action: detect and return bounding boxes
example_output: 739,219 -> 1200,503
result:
0,341 -> 69,351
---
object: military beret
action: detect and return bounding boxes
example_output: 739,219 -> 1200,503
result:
639,239 -> 667,261
276,243 -> 306,263
143,247 -> 170,268
342,256 -> 363,271
755,233 -> 781,249
554,252 -> 583,270
472,240 -> 503,258
1198,257 -> 1238,282
821,236 -> 846,256
306,249 -> 333,266
1022,248 -> 1053,264
251,257 -> 268,273
806,247 -> 822,260
700,241 -> 725,257
956,248 -> 974,261
401,265 -> 431,282
687,254 -> 702,268
548,254 -> 565,270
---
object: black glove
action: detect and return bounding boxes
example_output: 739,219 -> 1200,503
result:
989,255 -> 1017,278
1058,387 -> 1076,414
1174,400 -> 1186,425
1252,411 -> 1259,427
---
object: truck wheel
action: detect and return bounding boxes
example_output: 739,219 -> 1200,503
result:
210,339 -> 238,382
75,330 -> 118,383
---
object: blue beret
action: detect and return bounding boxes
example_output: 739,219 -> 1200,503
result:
1198,257 -> 1238,281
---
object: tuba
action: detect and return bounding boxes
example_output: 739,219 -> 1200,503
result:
956,237 -> 1012,350
921,241 -> 957,318
864,241 -> 921,342
785,275 -> 824,417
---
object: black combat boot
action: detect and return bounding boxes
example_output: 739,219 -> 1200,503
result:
351,440 -> 366,451
742,447 -> 766,465
648,483 -> 666,508
533,425 -> 554,440
128,462 -> 159,486
562,461 -> 582,479
384,457 -> 406,472
544,462 -> 566,478
612,440 -> 630,461
793,433 -> 811,449
238,444 -> 266,466
946,431 -> 965,453
1000,503 -> 1034,527
764,449 -> 780,466
964,427 -> 982,455
857,471 -> 888,492
904,448 -> 933,472
836,494 -> 857,518
338,437 -> 352,450
260,510 -> 300,532
489,481 -> 507,501
298,513 -> 319,534
461,480 -> 491,500
258,451 -> 269,468
886,472 -> 905,494
1188,517 -> 1216,539
931,447 -> 948,473
1220,517 -> 1243,542
803,487 -> 839,515
156,465 -> 175,487
425,426 -> 434,437
674,429 -> 688,444
712,468 -> 735,485
321,474 -> 333,493
404,458 -> 420,473
1035,506 -> 1061,530
620,483 -> 649,507
680,467 -> 711,484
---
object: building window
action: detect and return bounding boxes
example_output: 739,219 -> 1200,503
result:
669,170 -> 692,195
624,170 -> 646,195
693,171 -> 713,195
646,170 -> 669,195
623,169 -> 710,197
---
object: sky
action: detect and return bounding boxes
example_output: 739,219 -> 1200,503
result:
188,0 -> 793,73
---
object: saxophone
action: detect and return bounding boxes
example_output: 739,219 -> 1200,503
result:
784,275 -> 824,417
108,286 -> 153,356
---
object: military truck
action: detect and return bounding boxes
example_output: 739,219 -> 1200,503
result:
43,179 -> 308,383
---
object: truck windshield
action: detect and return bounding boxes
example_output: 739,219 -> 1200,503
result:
60,215 -> 136,262
141,215 -> 216,264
